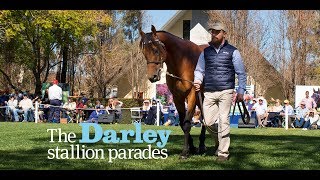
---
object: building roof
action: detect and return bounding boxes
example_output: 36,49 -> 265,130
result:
161,10 -> 187,31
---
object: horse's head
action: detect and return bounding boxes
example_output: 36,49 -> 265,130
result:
139,25 -> 167,83
312,88 -> 320,104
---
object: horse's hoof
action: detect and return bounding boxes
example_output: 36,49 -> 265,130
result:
179,154 -> 188,159
179,149 -> 189,159
197,146 -> 207,155
189,147 -> 198,155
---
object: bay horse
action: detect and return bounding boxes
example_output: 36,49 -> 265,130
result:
139,25 -> 208,158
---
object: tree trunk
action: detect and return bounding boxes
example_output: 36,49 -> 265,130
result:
61,45 -> 68,83
34,73 -> 42,96
131,51 -> 134,99
103,86 -> 107,98
71,58 -> 75,96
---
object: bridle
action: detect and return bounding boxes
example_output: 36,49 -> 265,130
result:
141,38 -> 166,69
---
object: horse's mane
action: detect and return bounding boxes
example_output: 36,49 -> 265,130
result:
143,30 -> 201,49
157,31 -> 201,47
141,30 -> 208,66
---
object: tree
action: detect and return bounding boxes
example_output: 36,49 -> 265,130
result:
0,10 -> 112,95
285,11 -> 318,95
83,31 -> 129,98
49,10 -> 112,84
206,10 -> 283,99
0,10 -> 56,94
120,10 -> 145,43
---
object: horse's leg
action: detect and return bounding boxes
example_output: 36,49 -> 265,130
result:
184,89 -> 200,154
196,92 -> 207,155
174,98 -> 193,159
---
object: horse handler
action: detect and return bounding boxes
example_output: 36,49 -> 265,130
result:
193,21 -> 247,162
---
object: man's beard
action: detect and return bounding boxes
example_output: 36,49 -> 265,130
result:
211,38 -> 221,47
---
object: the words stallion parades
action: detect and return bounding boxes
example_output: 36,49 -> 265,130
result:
47,123 -> 171,163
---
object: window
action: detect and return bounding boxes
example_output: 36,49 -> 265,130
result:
183,20 -> 190,40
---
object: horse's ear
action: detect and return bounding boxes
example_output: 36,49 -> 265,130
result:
139,27 -> 145,38
151,25 -> 157,35
314,88 -> 316,92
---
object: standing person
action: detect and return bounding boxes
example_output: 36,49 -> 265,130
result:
48,79 -> 62,123
301,91 -> 316,110
194,21 -> 247,162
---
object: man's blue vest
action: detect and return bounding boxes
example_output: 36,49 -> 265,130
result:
203,41 -> 237,92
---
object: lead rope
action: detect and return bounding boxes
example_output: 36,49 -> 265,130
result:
166,72 -> 228,134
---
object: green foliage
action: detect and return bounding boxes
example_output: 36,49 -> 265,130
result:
0,10 -> 112,93
118,98 -> 143,108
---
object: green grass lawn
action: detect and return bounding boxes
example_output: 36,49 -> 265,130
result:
0,122 -> 319,170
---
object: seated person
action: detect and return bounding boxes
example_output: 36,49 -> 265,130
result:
279,99 -> 294,116
279,99 -> 295,127
293,101 -> 309,128
62,97 -> 77,123
84,99 -> 95,120
145,100 -> 158,125
95,100 -> 104,109
35,98 -> 45,122
76,98 -> 85,123
113,98 -> 123,121
267,99 -> 283,127
106,98 -> 115,112
166,99 -> 178,125
142,99 -> 151,122
16,93 -> 34,122
302,109 -> 319,130
252,98 -> 268,127
85,105 -> 106,123
40,89 -> 50,121
5,94 -> 19,122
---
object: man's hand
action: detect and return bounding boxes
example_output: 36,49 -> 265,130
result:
194,80 -> 202,92
236,93 -> 244,102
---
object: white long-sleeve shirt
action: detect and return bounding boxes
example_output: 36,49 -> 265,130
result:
48,84 -> 62,100
7,99 -> 18,110
19,98 -> 34,110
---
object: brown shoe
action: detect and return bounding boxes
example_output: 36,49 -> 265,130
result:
216,156 -> 229,162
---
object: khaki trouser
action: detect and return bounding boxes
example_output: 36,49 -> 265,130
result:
202,89 -> 233,158
257,113 -> 268,126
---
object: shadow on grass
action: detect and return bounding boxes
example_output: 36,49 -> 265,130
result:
1,130 -> 320,170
